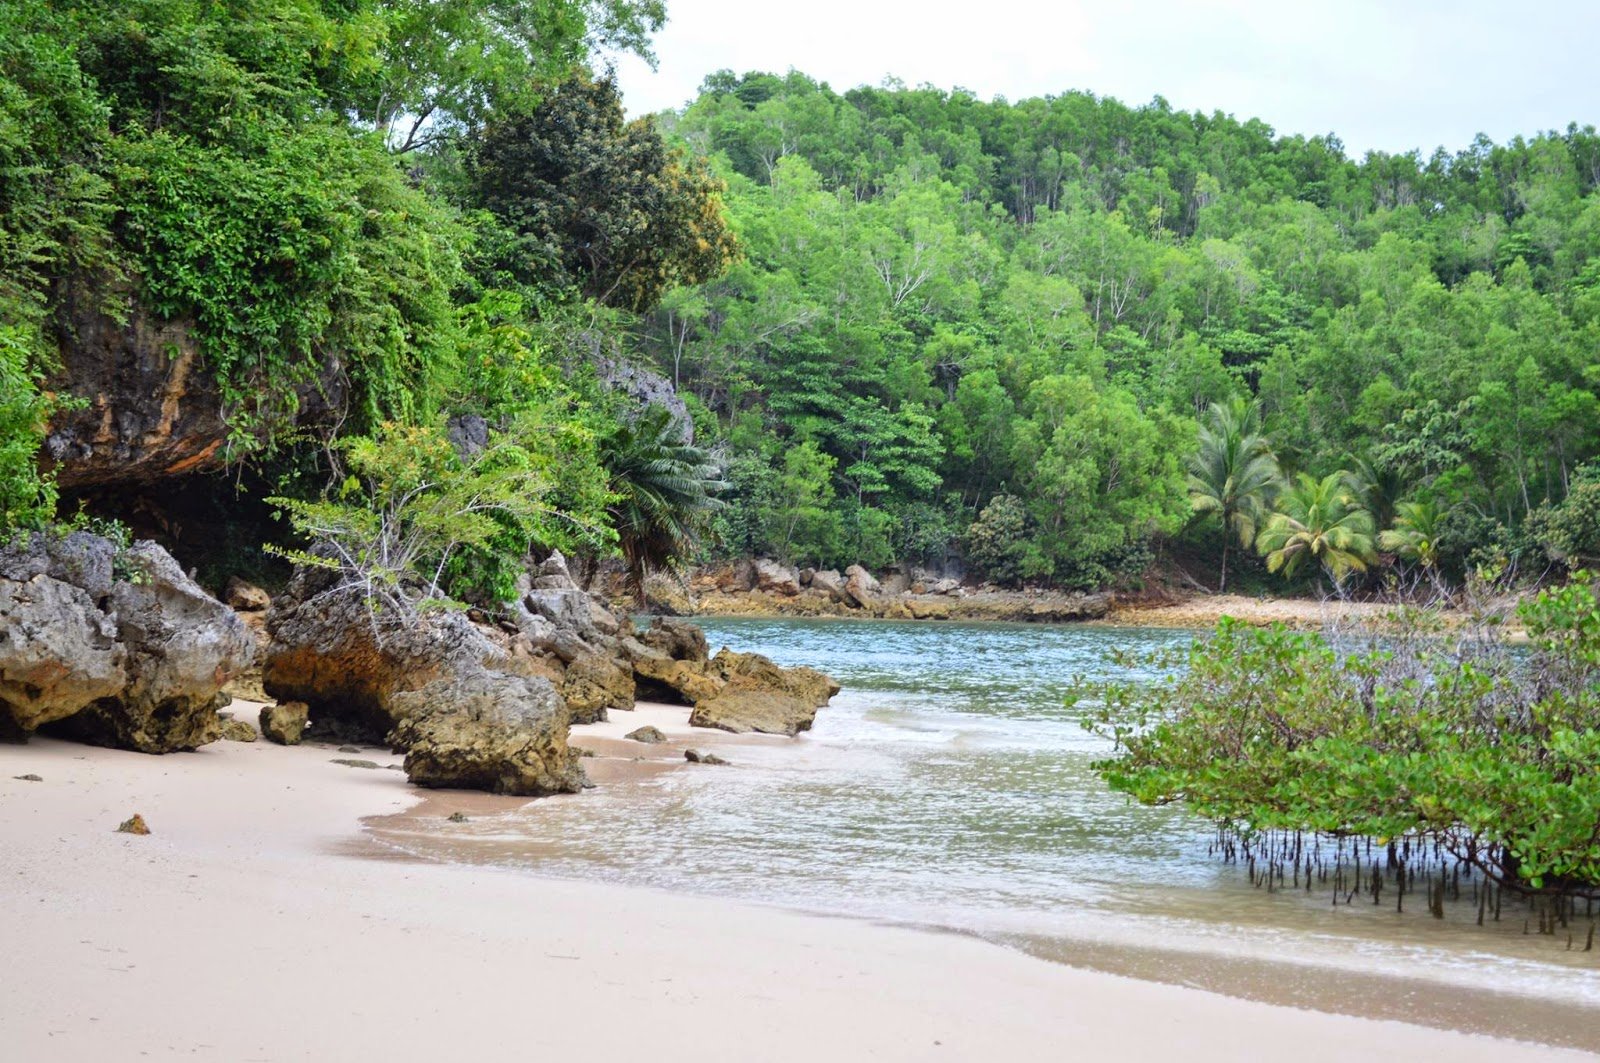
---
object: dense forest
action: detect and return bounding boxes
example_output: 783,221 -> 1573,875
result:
3,1 -> 1599,598
634,71 -> 1600,589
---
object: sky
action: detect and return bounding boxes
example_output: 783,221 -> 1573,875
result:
609,0 -> 1600,158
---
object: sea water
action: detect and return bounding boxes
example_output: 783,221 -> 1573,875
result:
373,618 -> 1600,1047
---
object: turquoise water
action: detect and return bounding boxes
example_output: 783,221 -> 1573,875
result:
376,618 -> 1600,1039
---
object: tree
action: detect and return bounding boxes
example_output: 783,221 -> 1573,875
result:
598,405 -> 724,604
1256,472 -> 1377,585
1380,499 -> 1445,571
1187,396 -> 1279,591
469,74 -> 737,311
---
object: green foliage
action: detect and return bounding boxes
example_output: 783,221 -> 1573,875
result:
0,326 -> 57,531
963,494 -> 1045,586
1187,396 -> 1279,591
1528,462 -> 1600,569
1085,580 -> 1600,895
1255,472 -> 1377,583
598,406 -> 724,601
269,419 -> 606,612
468,74 -> 737,310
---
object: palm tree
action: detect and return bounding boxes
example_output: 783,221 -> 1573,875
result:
1256,472 -> 1377,585
1187,396 -> 1280,592
599,405 -> 724,605
1379,499 -> 1443,570
1344,456 -> 1405,533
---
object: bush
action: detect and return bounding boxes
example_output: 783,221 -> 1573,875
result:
1084,578 -> 1600,897
0,325 -> 58,532
963,495 -> 1047,585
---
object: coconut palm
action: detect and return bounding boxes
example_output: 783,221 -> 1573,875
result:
599,405 -> 724,605
1187,396 -> 1281,592
1379,499 -> 1444,570
1344,456 -> 1405,534
1256,471 -> 1377,585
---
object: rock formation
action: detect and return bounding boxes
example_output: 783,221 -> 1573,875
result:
0,532 -> 253,751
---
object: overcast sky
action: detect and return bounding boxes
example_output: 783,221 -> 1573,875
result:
609,0 -> 1599,158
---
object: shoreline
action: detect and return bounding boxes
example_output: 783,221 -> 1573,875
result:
2,712 -> 1592,1060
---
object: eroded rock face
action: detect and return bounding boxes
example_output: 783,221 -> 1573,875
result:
842,565 -> 881,608
688,689 -> 817,737
390,671 -> 585,796
260,701 -> 309,745
262,581 -> 485,741
559,653 -> 634,724
753,559 -> 800,597
0,534 -> 252,752
710,649 -> 840,709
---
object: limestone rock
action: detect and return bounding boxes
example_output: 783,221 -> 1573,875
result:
689,688 -> 820,737
639,616 -> 709,664
260,702 -> 309,745
116,813 -> 150,835
929,578 -> 962,596
390,671 -> 585,796
225,577 -> 271,612
625,725 -> 666,744
331,758 -> 380,769
0,571 -> 126,734
53,543 -> 253,753
842,565 -> 881,608
809,569 -> 847,603
753,558 -> 801,597
710,649 -> 840,708
560,653 -> 635,724
632,654 -> 723,705
219,718 -> 257,742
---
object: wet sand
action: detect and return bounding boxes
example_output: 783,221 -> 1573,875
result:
1,719 -> 1591,1062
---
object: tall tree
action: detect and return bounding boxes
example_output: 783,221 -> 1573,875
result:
1256,472 -> 1377,585
1187,396 -> 1279,591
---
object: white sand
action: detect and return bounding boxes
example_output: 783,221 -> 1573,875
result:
0,732 -> 1588,1063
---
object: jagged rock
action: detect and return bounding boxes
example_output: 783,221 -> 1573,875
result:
842,565 -> 880,608
263,583 -> 498,742
219,718 -> 257,742
710,649 -> 839,708
625,725 -> 666,744
116,813 -> 150,835
929,578 -> 962,596
259,702 -> 309,745
684,748 -> 728,765
40,279 -> 346,488
593,356 -> 693,439
56,543 -> 252,753
906,598 -> 954,620
390,670 -> 585,796
639,616 -> 709,664
560,653 -> 635,724
225,577 -> 271,612
446,811 -> 469,823
0,570 -> 126,733
632,654 -> 723,705
689,689 -> 819,737
447,413 -> 489,460
642,572 -> 693,615
753,559 -> 801,597
810,569 -> 847,603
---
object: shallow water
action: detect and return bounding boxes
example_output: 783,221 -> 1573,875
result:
374,618 -> 1600,1048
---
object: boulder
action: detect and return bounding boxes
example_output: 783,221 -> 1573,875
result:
260,701 -> 309,745
2,537 -> 253,753
929,578 -> 962,596
809,568 -> 846,603
625,725 -> 666,744
684,748 -> 729,765
709,648 -> 840,708
632,654 -> 724,705
560,653 -> 635,724
753,558 -> 801,597
219,718 -> 257,742
639,616 -> 709,664
642,572 -> 693,616
797,567 -> 816,587
56,543 -> 254,753
225,577 -> 271,612
842,565 -> 881,608
390,670 -> 585,796
263,582 -> 493,742
689,689 -> 819,737
0,571 -> 126,733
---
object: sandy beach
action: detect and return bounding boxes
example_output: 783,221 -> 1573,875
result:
1,715 -> 1590,1063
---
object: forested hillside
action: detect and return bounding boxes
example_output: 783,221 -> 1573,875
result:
635,71 -> 1600,588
